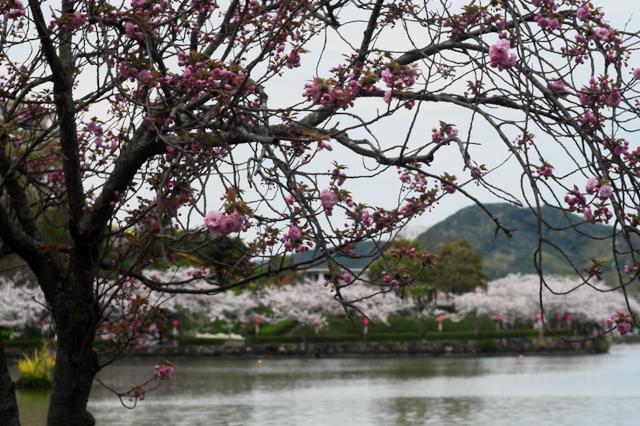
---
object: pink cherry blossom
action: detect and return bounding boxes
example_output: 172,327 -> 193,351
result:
564,185 -> 586,209
598,184 -> 613,200
548,80 -> 568,95
381,68 -> 394,87
606,90 -> 621,107
442,184 -> 456,194
303,78 -> 355,109
594,27 -> 611,41
576,4 -> 591,21
123,22 -> 144,41
535,15 -> 561,31
489,39 -> 517,71
582,207 -> 594,222
286,50 -> 301,68
536,164 -> 554,179
579,111 -> 598,127
287,225 -> 301,239
383,90 -> 392,104
68,11 -> 87,30
2,0 -> 25,18
281,224 -> 303,252
331,169 -> 347,186
633,68 -> 640,80
617,321 -> 632,335
585,177 -> 599,194
154,362 -> 175,380
320,189 -> 338,215
431,123 -> 459,143
606,312 -> 633,335
360,210 -> 371,226
204,211 -> 245,236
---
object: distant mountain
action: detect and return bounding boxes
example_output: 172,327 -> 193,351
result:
417,203 -> 619,281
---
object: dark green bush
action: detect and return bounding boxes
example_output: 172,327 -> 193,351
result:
178,337 -> 227,346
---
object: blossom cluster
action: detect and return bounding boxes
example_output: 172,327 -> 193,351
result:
302,78 -> 359,109
380,65 -> 418,107
431,122 -> 459,143
204,211 -> 247,236
153,361 -> 175,380
269,43 -> 301,70
488,38 -> 517,71
2,0 -> 25,19
606,312 -> 633,335
320,189 -> 339,216
282,224 -> 310,253
535,163 -> 554,179
585,177 -> 613,201
577,77 -> 621,110
441,4 -> 504,40
563,177 -> 614,224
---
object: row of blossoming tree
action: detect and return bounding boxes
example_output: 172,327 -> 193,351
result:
1,0 -> 640,424
2,268 -> 635,339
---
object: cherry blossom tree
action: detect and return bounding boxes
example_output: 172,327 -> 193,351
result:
261,279 -> 414,326
143,267 -> 261,330
0,269 -> 47,330
454,274 -> 640,331
135,269 -> 415,336
1,0 -> 640,424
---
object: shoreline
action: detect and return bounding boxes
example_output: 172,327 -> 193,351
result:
4,335 -> 611,359
113,335 -> 610,359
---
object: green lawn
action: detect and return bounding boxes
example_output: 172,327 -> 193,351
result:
0,315 -> 579,349
245,315 -> 573,344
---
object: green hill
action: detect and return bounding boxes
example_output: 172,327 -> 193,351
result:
417,203 -> 620,281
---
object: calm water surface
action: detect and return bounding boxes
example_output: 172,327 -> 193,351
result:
15,344 -> 640,425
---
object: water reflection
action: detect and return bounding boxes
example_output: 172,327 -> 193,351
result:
13,345 -> 640,425
383,396 -> 497,426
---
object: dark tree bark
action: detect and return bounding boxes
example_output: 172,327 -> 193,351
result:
0,338 -> 20,426
46,278 -> 100,426
46,346 -> 98,426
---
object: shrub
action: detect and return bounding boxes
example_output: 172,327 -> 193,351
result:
594,336 -> 610,354
2,338 -> 42,348
178,337 -> 227,346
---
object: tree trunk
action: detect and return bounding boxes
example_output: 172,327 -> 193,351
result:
45,273 -> 100,426
46,345 -> 99,426
0,337 -> 20,426
474,310 -> 480,336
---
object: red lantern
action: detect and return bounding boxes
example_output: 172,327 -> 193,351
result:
436,314 -> 445,332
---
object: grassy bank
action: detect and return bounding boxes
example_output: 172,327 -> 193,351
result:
1,315 -> 589,351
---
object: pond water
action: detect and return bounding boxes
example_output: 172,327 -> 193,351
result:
15,344 -> 640,425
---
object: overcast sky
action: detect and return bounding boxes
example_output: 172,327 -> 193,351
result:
61,1 -> 640,236
249,0 -> 640,237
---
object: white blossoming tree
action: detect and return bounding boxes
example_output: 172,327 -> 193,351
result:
454,274 -> 640,327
